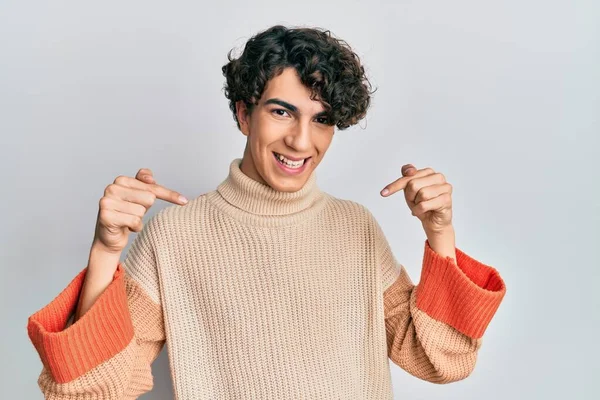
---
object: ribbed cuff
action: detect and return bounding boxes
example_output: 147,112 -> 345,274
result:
415,240 -> 506,339
27,262 -> 134,383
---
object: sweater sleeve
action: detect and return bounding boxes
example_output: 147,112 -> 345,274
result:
372,217 -> 506,384
27,216 -> 166,399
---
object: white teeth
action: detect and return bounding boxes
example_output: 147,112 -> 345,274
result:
275,153 -> 305,168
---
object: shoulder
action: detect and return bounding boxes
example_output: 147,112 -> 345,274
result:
151,192 -> 211,222
321,192 -> 378,227
323,191 -> 374,216
138,192 -> 213,243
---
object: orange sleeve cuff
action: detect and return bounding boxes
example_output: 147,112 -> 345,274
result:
415,240 -> 506,339
27,263 -> 135,383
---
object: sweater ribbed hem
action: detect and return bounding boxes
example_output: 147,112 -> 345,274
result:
415,240 -> 506,339
27,263 -> 135,383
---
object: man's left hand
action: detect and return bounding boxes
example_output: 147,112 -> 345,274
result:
380,164 -> 454,235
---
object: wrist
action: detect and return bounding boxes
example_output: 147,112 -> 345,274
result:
425,226 -> 457,264
425,224 -> 455,238
90,239 -> 122,258
88,242 -> 122,273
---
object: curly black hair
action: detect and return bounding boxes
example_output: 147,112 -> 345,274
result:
221,25 -> 376,131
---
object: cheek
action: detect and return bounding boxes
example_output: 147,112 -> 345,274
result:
316,134 -> 334,153
249,135 -> 270,164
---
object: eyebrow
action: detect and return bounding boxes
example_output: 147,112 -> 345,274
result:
264,98 -> 328,118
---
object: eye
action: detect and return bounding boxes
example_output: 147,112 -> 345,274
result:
315,117 -> 329,125
272,109 -> 290,118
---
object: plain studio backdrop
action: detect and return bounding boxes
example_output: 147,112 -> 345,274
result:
1,1 -> 598,399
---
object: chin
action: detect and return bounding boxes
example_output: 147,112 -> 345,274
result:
265,172 -> 309,192
253,151 -> 317,192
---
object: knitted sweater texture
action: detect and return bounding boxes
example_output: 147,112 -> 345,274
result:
27,158 -> 506,399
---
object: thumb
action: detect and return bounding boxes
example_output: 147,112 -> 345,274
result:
402,164 -> 417,176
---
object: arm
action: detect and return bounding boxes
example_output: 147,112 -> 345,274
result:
27,215 -> 166,399
72,245 -> 122,324
373,217 -> 506,384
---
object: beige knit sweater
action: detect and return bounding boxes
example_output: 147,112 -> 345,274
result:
27,157 -> 506,399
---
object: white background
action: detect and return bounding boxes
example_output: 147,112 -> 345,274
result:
1,0 -> 598,398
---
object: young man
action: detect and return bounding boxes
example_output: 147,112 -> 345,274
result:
28,25 -> 506,399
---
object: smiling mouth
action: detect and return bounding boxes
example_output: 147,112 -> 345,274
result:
272,152 -> 313,171
273,152 -> 311,163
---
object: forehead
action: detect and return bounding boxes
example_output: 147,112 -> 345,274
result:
260,68 -> 325,111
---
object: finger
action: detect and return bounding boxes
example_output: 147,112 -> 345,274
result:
146,182 -> 188,205
139,174 -> 155,184
414,183 -> 452,205
105,184 -> 159,209
116,211 -> 144,232
114,175 -> 188,205
99,196 -> 148,218
381,167 -> 435,197
404,174 -> 447,203
402,164 -> 417,176
114,175 -> 154,191
411,193 -> 451,219
99,208 -> 144,232
136,168 -> 155,184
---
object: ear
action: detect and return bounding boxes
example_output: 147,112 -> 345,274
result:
235,100 -> 250,136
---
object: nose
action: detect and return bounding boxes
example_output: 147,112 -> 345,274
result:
284,120 -> 312,153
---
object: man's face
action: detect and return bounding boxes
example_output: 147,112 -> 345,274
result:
235,67 -> 335,192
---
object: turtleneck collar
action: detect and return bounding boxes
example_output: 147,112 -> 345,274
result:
205,158 -> 329,227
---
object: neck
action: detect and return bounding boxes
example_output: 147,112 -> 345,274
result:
205,158 -> 329,228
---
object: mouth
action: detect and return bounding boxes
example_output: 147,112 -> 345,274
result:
272,151 -> 312,174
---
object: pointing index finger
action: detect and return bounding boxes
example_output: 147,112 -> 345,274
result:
380,166 -> 422,197
381,176 -> 410,197
148,182 -> 188,205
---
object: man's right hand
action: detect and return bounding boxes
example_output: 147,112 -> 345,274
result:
92,168 -> 188,256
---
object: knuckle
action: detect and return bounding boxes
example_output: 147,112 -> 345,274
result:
114,175 -> 128,185
147,191 -> 157,203
138,193 -> 155,209
105,184 -> 116,196
98,208 -> 110,222
135,204 -> 147,217
99,196 -> 110,209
